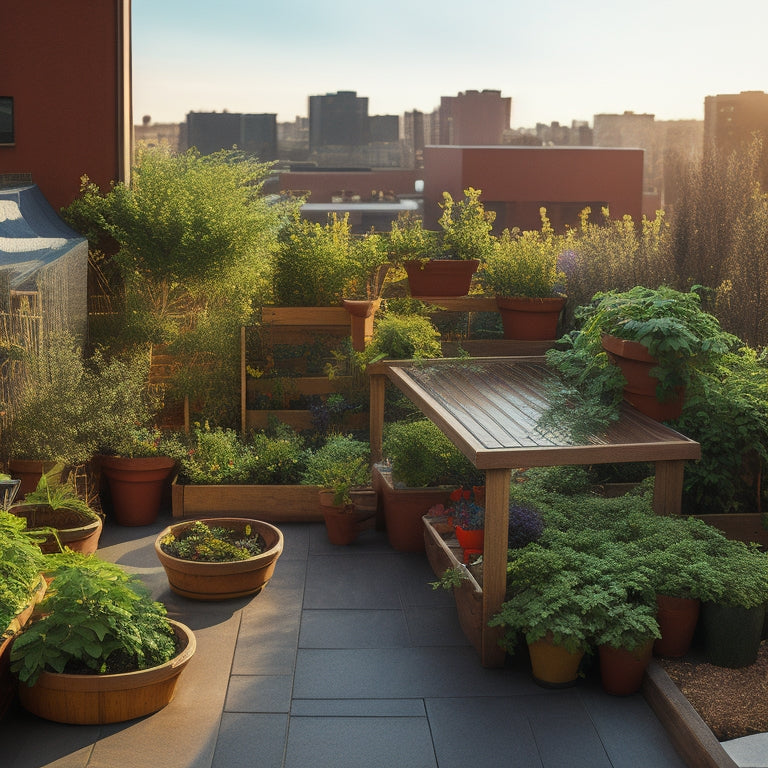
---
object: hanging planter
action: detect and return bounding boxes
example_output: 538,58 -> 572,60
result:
404,259 -> 479,297
601,334 -> 685,421
496,296 -> 566,341
100,456 -> 176,526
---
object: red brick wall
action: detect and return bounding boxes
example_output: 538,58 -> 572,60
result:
0,0 -> 130,211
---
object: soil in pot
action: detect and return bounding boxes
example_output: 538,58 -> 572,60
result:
10,504 -> 103,554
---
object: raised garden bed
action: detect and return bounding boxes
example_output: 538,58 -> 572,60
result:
171,477 -> 324,522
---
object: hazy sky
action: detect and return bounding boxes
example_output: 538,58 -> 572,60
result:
132,0 -> 768,128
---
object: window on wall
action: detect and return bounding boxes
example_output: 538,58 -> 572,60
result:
0,97 -> 14,144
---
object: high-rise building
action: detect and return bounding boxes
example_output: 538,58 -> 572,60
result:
185,112 -> 277,161
308,91 -> 369,150
704,90 -> 768,154
438,90 -> 511,145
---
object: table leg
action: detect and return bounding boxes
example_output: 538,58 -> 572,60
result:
369,373 -> 386,464
481,468 -> 511,668
653,459 -> 686,515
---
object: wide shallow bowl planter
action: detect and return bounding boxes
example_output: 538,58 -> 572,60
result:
701,601 -> 766,668
404,259 -> 479,297
599,640 -> 654,696
601,334 -> 685,421
100,456 -> 176,526
155,518 -> 284,601
16,619 -> 195,725
654,594 -> 700,658
10,503 -> 103,555
496,296 -> 566,341
528,633 -> 585,688
0,577 -> 46,719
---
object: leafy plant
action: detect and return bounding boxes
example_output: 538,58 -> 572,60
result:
447,487 -> 484,530
300,435 -> 370,505
437,187 -> 496,261
382,419 -> 481,489
159,520 -> 264,562
11,552 -> 177,685
481,210 -> 566,298
0,511 -> 45,634
387,212 -> 441,264
361,312 -> 441,364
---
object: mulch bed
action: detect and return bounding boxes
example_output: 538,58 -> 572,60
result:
659,641 -> 768,741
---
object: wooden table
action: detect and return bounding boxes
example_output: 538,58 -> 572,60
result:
369,357 -> 701,667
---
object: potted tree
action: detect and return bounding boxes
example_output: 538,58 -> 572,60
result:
10,551 -> 195,724
401,188 -> 495,297
154,518 -> 284,600
481,210 -> 567,340
300,435 -> 374,545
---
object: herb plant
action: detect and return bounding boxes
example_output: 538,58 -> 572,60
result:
437,187 -> 496,261
0,511 -> 44,633
159,520 -> 265,562
11,552 -> 177,685
300,435 -> 370,505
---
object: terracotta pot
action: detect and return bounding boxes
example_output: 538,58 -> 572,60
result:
343,298 -> 381,352
373,465 -> 451,552
155,518 -> 284,601
599,639 -> 654,696
496,296 -> 566,340
10,503 -> 103,554
454,526 -> 484,563
601,334 -> 685,421
8,460 -> 59,498
701,601 -> 766,668
16,619 -> 195,724
653,594 -> 700,658
321,505 -> 375,546
100,456 -> 176,526
404,259 -> 479,297
527,633 -> 585,688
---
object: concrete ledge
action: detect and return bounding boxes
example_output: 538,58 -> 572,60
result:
642,660 -> 738,768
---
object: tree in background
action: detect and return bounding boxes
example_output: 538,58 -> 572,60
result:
64,146 -> 299,426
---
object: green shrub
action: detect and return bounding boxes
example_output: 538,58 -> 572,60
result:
363,313 -> 441,363
300,435 -> 370,504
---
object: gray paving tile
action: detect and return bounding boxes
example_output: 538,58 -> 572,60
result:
404,605 -> 469,646
426,697 -> 542,768
299,609 -> 410,648
291,698 -> 426,717
284,716 -> 437,768
211,713 -> 288,768
278,522 -> 311,559
225,674 -> 294,713
293,647 -> 539,699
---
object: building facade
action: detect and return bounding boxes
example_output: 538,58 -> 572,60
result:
0,0 -> 131,211
438,90 -> 511,145
704,90 -> 768,155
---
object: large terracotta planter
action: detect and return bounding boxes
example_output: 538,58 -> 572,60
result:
653,594 -> 700,658
527,633 -> 585,688
16,619 -> 195,724
8,460 -> 59,498
404,259 -> 479,297
155,518 -> 284,601
372,464 -> 451,552
10,503 -> 103,554
601,334 -> 685,421
599,639 -> 654,696
496,296 -> 566,340
100,455 -> 176,526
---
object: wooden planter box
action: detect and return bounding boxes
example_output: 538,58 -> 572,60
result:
171,477 -> 324,522
423,515 -> 484,657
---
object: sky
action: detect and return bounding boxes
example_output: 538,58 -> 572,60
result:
132,0 -> 768,129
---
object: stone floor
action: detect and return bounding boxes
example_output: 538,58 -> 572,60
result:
1,512 -> 695,768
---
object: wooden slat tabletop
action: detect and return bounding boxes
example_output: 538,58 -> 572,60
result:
383,358 -> 701,470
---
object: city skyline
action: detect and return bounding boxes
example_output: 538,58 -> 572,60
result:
132,0 -> 768,128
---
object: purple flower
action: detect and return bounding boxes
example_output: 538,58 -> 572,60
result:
507,503 -> 544,549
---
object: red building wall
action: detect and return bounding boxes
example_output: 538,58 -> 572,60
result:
422,146 -> 644,232
0,0 -> 131,212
